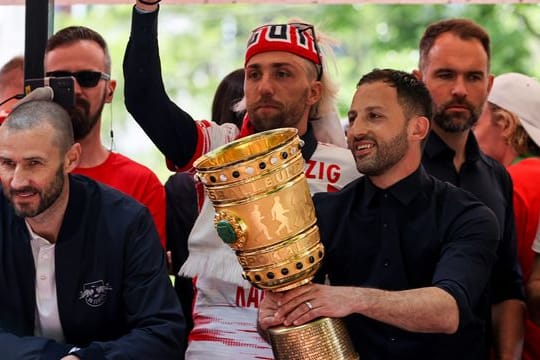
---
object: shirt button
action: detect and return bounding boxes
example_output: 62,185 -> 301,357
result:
390,337 -> 396,342
40,275 -> 47,280
383,193 -> 388,199
383,223 -> 388,229
384,261 -> 390,267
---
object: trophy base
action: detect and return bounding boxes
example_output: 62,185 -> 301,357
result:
268,317 -> 359,360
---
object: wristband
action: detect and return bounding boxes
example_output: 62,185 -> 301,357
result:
138,0 -> 161,5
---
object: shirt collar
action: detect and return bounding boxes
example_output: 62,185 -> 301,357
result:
424,130 -> 490,165
362,166 -> 431,207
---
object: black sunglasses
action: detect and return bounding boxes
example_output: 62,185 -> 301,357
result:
45,70 -> 110,88
251,22 -> 323,81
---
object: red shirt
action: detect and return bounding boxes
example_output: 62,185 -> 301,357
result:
72,152 -> 166,248
507,157 -> 540,360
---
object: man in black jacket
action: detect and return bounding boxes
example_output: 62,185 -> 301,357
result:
0,98 -> 185,359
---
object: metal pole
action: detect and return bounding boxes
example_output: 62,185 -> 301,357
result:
24,0 -> 54,82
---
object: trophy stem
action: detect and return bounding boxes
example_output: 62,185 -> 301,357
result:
268,317 -> 359,360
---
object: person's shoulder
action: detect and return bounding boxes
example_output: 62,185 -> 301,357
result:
71,174 -> 147,214
480,152 -> 510,175
107,152 -> 162,182
312,142 -> 360,182
429,174 -> 496,221
508,157 -> 540,174
313,177 -> 361,203
429,173 -> 474,200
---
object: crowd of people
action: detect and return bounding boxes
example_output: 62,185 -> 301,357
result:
0,1 -> 539,359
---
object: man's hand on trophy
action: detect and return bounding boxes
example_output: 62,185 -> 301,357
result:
269,283 -> 361,327
257,291 -> 285,340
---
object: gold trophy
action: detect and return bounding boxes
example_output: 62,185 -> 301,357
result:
193,128 -> 358,360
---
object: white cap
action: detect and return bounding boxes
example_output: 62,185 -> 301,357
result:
488,72 -> 540,148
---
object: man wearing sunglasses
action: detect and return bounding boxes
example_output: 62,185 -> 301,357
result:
124,1 -> 359,359
44,26 -> 167,250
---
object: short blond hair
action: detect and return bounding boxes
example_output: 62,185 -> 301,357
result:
489,103 -> 540,156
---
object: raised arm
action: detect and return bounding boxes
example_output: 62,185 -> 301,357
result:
123,2 -> 198,168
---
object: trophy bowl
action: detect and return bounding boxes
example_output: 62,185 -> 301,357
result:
194,128 -> 358,359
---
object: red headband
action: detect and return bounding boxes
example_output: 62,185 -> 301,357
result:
245,23 -> 321,67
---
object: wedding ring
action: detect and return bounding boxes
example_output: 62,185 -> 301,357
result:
305,301 -> 313,310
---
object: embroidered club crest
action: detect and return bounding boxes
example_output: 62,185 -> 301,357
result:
79,280 -> 112,307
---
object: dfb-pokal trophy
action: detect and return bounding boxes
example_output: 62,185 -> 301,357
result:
193,128 -> 358,360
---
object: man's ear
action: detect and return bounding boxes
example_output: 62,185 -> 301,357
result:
105,79 -> 117,104
487,73 -> 494,94
307,81 -> 322,106
64,143 -> 81,173
498,110 -> 519,141
412,69 -> 423,81
409,115 -> 430,142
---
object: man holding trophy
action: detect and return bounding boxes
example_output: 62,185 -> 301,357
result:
258,69 -> 500,359
124,2 -> 359,358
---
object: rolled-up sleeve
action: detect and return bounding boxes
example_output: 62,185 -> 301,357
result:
433,201 -> 499,327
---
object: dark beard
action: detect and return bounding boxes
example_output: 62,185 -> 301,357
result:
433,100 -> 480,133
68,96 -> 105,141
356,126 -> 409,177
7,165 -> 65,218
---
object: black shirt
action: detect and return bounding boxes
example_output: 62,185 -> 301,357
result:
422,131 -> 524,304
313,166 -> 499,360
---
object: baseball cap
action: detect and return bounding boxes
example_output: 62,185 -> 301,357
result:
488,72 -> 540,147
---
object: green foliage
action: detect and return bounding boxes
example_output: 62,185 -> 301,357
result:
52,3 -> 540,181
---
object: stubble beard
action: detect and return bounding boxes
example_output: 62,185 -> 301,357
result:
356,126 -> 409,177
248,90 -> 310,132
7,165 -> 65,218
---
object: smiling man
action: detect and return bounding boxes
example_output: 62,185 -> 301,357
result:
0,98 -> 184,360
258,69 -> 499,359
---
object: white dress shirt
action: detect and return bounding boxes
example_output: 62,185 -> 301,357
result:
27,222 -> 65,342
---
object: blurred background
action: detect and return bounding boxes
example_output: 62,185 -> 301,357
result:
1,3 -> 539,181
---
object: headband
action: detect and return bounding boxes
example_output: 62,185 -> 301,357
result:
245,23 -> 322,70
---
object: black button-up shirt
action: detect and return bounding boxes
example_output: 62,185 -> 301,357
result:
313,166 -> 499,360
422,132 -> 524,305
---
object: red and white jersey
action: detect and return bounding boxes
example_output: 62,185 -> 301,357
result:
180,120 -> 360,359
